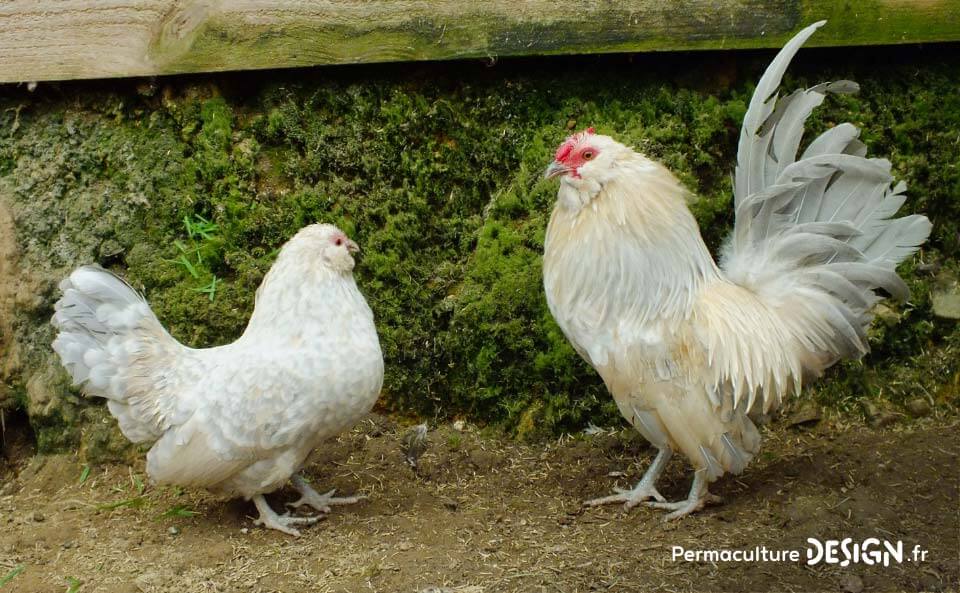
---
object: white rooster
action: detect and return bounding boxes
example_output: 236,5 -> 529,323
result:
542,22 -> 931,519
52,224 -> 384,535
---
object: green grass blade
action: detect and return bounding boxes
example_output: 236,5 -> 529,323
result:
157,505 -> 199,520
0,565 -> 24,588
176,255 -> 199,278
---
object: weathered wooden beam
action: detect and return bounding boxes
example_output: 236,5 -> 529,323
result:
0,0 -> 958,83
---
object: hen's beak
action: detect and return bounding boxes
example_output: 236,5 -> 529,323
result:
543,161 -> 568,179
346,239 -> 360,254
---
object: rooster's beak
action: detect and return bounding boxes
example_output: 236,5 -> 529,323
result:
543,161 -> 568,179
346,239 -> 360,254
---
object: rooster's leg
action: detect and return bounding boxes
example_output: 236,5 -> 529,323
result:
252,494 -> 319,536
584,447 -> 672,509
287,474 -> 366,514
647,469 -> 721,520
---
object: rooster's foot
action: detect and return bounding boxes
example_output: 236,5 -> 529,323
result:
647,493 -> 722,520
646,470 -> 721,521
584,483 -> 667,509
583,446 -> 673,510
252,494 -> 320,536
287,474 -> 366,514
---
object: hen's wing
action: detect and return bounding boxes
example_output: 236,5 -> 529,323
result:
701,21 -> 930,415
142,349 -> 312,489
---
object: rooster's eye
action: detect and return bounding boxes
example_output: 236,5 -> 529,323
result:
582,150 -> 595,160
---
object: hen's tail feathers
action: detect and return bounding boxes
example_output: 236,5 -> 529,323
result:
52,265 -> 189,443
722,21 -> 931,374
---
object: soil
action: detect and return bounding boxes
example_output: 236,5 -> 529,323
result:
0,414 -> 957,593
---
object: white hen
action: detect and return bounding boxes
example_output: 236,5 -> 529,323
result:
52,223 -> 384,535
542,22 -> 931,519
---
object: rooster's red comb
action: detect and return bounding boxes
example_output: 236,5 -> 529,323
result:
554,127 -> 596,162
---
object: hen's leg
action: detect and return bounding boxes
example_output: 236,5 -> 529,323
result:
647,469 -> 721,520
287,474 -> 366,514
584,447 -> 672,509
252,494 -> 319,537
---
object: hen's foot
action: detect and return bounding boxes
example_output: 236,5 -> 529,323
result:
646,470 -> 721,521
583,447 -> 673,510
288,474 -> 366,514
252,494 -> 320,537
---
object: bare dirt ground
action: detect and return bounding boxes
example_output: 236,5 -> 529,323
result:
1,413 -> 957,593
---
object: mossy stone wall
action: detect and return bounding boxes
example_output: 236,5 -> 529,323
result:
0,45 -> 957,457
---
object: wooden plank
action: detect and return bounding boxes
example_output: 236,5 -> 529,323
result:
0,0 -> 958,83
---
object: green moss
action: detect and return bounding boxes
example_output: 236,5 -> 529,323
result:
0,45 -> 957,448
78,407 -> 142,464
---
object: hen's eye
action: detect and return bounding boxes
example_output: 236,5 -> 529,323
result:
582,150 -> 595,160
334,237 -> 343,246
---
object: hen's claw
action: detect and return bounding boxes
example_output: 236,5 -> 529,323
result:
253,513 -> 320,537
288,475 -> 366,514
252,494 -> 320,536
287,488 -> 366,513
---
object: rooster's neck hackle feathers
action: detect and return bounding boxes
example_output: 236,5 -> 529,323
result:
546,150 -> 720,331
